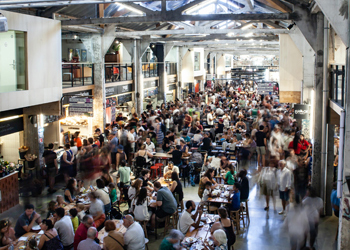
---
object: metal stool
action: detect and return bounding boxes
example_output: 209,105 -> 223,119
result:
150,165 -> 160,179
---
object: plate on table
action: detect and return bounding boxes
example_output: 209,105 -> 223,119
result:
185,237 -> 197,243
199,221 -> 205,227
32,225 -> 41,230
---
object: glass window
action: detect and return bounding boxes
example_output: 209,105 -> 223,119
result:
0,30 -> 27,93
194,52 -> 200,71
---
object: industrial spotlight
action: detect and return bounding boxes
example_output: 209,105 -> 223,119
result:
287,22 -> 296,30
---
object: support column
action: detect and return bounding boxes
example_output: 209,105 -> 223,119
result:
312,12 -> 325,199
326,124 -> 335,216
155,43 -> 166,104
23,114 -> 39,170
177,47 -> 183,99
135,40 -> 143,115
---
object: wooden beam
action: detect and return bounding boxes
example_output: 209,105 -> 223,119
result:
256,0 -> 292,13
99,4 -> 105,28
62,12 -> 297,25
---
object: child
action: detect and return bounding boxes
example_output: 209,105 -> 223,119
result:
56,195 -> 68,207
202,181 -> 212,202
69,208 -> 79,233
76,203 -> 86,223
77,180 -> 85,194
108,183 -> 117,205
46,200 -> 57,219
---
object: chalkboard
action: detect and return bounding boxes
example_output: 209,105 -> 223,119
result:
0,117 -> 24,137
118,93 -> 132,104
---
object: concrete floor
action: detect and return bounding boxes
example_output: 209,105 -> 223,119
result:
1,160 -> 338,250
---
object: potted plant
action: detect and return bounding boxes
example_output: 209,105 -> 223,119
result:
113,44 -> 120,54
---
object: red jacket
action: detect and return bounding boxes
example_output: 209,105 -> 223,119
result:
74,222 -> 98,250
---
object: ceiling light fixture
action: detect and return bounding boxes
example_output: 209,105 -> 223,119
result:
287,22 -> 296,30
241,24 -> 253,30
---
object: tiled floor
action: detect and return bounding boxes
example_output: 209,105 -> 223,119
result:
1,160 -> 338,250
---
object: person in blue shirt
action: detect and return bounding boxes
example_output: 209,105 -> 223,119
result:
231,183 -> 241,211
109,131 -> 119,171
331,182 -> 340,217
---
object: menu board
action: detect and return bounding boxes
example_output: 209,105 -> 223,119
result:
118,93 -> 132,104
257,82 -> 274,95
0,117 -> 24,137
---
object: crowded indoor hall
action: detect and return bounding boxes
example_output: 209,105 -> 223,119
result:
0,1 -> 349,250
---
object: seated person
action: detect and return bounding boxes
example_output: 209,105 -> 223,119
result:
177,201 -> 203,234
192,130 -> 203,147
201,182 -> 212,202
15,204 -> 42,238
139,169 -> 154,192
57,195 -> 68,208
169,145 -> 183,166
220,156 -> 229,171
230,183 -> 241,212
150,181 -> 177,229
163,162 -> 180,179
224,164 -> 235,185
201,155 -> 212,173
200,132 -> 212,152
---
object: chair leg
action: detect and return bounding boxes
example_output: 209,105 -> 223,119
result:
143,222 -> 148,238
245,201 -> 250,225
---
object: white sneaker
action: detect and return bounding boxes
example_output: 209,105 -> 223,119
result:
278,210 -> 284,215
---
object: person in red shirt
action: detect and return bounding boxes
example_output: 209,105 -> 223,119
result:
288,134 -> 302,155
300,134 -> 310,157
73,215 -> 98,250
184,112 -> 192,128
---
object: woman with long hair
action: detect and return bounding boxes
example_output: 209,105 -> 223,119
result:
132,187 -> 152,221
288,134 -> 302,156
198,168 -> 218,198
37,219 -> 63,250
169,171 -> 184,204
128,179 -> 143,202
64,178 -> 76,203
215,207 -> 236,250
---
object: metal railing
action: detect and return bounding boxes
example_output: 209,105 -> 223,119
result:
105,63 -> 133,82
142,62 -> 159,78
62,63 -> 94,88
330,64 -> 345,107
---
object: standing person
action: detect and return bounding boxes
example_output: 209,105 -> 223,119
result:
15,204 -> 42,238
103,220 -> 124,250
43,143 -> 58,193
38,219 -> 64,250
302,186 -> 323,249
74,132 -> 82,150
95,128 -> 104,147
177,201 -> 203,234
116,145 -> 127,171
159,229 -> 184,250
207,110 -> 215,128
260,166 -> 277,211
109,131 -> 119,171
117,160 -> 131,187
277,160 -> 292,215
184,112 -> 192,129
54,207 -> 74,250
238,169 -> 249,201
144,137 -> 155,153
77,227 -> 101,250
61,144 -> 75,184
74,215 -> 97,250
155,117 -> 165,147
123,215 -> 145,250
293,159 -> 309,201
255,125 -> 267,170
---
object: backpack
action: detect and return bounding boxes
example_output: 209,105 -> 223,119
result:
135,155 -> 147,168
161,123 -> 166,135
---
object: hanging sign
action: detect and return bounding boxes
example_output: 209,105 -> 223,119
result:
257,82 -> 274,95
69,97 -> 93,117
294,104 -> 310,119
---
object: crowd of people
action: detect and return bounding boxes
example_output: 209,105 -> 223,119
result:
0,81 -> 338,250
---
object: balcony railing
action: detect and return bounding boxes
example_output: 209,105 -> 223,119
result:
105,63 -> 133,83
62,63 -> 94,88
142,62 -> 159,78
330,65 -> 345,107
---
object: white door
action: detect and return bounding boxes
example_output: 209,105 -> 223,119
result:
0,30 -> 17,93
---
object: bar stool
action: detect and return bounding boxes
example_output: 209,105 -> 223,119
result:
150,165 -> 160,179
230,209 -> 244,234
154,163 -> 164,177
240,199 -> 250,226
163,211 -> 178,237
135,219 -> 148,238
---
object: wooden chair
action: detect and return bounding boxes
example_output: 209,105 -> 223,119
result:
163,211 -> 178,237
208,205 -> 218,214
230,209 -> 244,234
135,219 -> 148,238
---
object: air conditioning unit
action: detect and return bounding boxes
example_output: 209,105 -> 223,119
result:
0,16 -> 8,33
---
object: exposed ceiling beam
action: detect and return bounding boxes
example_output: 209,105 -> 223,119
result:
114,28 -> 287,36
179,40 -> 279,45
0,0 -> 179,9
62,25 -> 104,33
255,0 -> 291,13
62,12 -> 296,25
123,2 -> 154,15
148,35 -> 279,42
263,20 -> 282,28
172,0 -> 212,14
245,0 -> 255,10
39,6 -> 67,18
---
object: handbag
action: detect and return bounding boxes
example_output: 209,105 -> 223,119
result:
108,235 -> 126,250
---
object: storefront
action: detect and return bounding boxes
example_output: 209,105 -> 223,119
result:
143,79 -> 159,109
59,91 -> 94,146
166,75 -> 177,102
105,83 -> 134,123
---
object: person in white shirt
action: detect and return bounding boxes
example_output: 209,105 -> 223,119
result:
131,187 -> 152,221
163,162 -> 180,179
201,182 -> 212,202
216,107 -> 224,116
302,186 -> 323,248
123,215 -> 146,250
54,207 -> 75,249
192,130 -> 203,145
165,114 -> 171,130
128,127 -> 136,153
177,200 -> 203,234
222,113 -> 231,128
144,137 -> 155,153
277,160 -> 292,215
207,110 -> 215,127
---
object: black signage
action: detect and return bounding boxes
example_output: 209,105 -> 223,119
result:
44,115 -> 59,124
118,93 -> 133,104
168,84 -> 176,90
294,104 -> 310,119
0,117 -> 24,137
144,80 -> 158,89
106,84 -> 133,97
63,90 -> 92,105
168,76 -> 176,84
